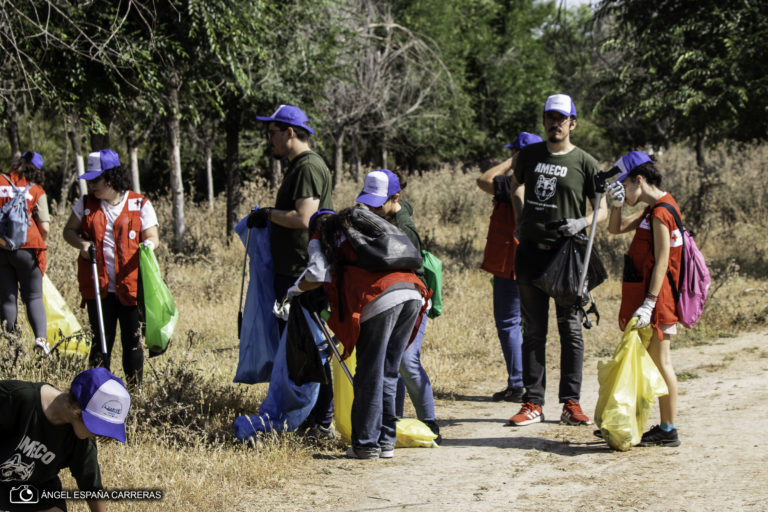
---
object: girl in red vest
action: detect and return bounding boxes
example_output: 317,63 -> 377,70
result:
63,149 -> 159,389
0,151 -> 51,354
476,132 -> 542,403
288,209 -> 428,459
606,151 -> 683,447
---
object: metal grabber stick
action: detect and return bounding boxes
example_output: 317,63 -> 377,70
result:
88,244 -> 108,354
310,310 -> 354,385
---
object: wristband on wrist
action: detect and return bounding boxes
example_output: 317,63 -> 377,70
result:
645,292 -> 658,300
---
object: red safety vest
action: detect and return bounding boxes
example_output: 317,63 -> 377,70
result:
480,201 -> 518,278
0,173 -> 47,273
323,239 -> 429,359
619,193 -> 683,338
77,191 -> 146,306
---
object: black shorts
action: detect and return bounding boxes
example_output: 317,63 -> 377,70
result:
0,477 -> 67,512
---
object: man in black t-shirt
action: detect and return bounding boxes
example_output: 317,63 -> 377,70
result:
490,94 -> 608,428
0,368 -> 130,512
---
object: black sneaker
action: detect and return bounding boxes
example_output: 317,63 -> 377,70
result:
638,425 -> 681,447
492,386 -> 525,402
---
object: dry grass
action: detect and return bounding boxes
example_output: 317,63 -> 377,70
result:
2,143 -> 768,510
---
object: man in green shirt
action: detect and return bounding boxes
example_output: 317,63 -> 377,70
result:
491,94 -> 607,428
250,104 -> 335,436
0,368 -> 131,512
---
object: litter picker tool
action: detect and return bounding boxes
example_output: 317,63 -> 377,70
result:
88,244 -> 108,354
238,228 -> 251,339
576,165 -> 620,328
310,310 -> 353,385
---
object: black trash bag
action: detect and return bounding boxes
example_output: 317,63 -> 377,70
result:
285,289 -> 329,385
532,234 -> 608,307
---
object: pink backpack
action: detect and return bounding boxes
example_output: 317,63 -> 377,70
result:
653,203 -> 711,328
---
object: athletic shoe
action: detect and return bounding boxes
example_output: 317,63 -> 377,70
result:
345,446 -> 380,459
508,402 -> 544,426
638,425 -> 681,447
560,400 -> 592,425
379,445 -> 394,459
492,386 -> 525,402
423,420 -> 443,445
34,338 -> 51,357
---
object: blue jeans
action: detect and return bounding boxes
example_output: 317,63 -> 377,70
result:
493,275 -> 524,389
395,312 -> 436,422
352,299 -> 421,450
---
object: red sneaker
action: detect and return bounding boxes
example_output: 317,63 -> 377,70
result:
508,402 -> 544,426
561,400 -> 592,425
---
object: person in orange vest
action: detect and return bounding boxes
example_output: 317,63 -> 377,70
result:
0,151 -> 51,354
288,209 -> 429,459
606,151 -> 683,447
476,133 -> 542,403
63,149 -> 159,389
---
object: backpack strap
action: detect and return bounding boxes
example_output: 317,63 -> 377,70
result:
1,174 -> 15,187
650,202 -> 685,302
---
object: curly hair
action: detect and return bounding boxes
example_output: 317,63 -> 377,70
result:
10,154 -> 45,185
100,165 -> 132,192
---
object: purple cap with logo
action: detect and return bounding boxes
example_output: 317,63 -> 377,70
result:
615,151 -> 653,182
544,94 -> 577,118
356,169 -> 401,208
22,151 -> 44,170
70,368 -> 131,443
256,104 -> 315,135
504,132 -> 543,149
79,149 -> 121,180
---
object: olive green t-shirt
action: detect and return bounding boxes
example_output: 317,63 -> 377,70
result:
513,142 -> 599,246
0,381 -> 102,491
271,151 -> 333,277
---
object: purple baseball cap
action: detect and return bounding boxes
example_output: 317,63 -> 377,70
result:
256,104 -> 315,135
80,149 -> 121,180
356,169 -> 401,208
544,94 -> 577,118
22,151 -> 44,170
70,368 -> 131,443
504,132 -> 543,149
614,151 -> 653,182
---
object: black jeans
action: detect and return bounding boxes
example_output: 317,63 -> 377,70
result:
0,248 -> 46,338
516,242 -> 584,406
87,293 -> 143,388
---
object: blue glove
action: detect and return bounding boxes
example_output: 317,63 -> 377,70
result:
557,217 -> 588,237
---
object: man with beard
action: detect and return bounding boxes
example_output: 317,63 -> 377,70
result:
249,104 -> 334,438
489,94 -> 607,427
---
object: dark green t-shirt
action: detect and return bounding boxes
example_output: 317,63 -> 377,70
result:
513,142 -> 599,246
392,201 -> 425,286
271,151 -> 334,277
0,381 -> 102,490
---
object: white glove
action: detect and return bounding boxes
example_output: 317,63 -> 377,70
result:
632,297 -> 656,328
606,181 -> 625,208
285,283 -> 302,301
273,299 -> 290,321
142,239 -> 154,250
558,217 -> 588,237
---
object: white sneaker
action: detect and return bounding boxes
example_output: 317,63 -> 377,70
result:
34,338 -> 51,357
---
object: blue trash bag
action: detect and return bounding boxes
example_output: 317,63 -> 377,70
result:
233,305 -> 324,441
233,214 -> 280,384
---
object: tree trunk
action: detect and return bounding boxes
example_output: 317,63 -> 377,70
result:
4,100 -> 21,158
166,86 -> 185,252
224,95 -> 242,240
67,114 -> 87,198
332,128 -> 345,189
126,128 -> 141,193
270,158 -> 282,190
381,145 -> 388,169
90,104 -> 112,149
353,139 -> 361,183
695,134 -> 708,171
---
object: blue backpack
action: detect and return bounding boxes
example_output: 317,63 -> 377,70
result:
0,174 -> 34,251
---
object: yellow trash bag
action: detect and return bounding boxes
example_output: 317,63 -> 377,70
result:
331,345 -> 438,448
594,318 -> 668,451
41,274 -> 91,358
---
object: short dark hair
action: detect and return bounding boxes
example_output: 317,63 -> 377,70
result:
101,165 -> 132,192
10,154 -> 45,185
628,161 -> 662,187
275,122 -> 310,142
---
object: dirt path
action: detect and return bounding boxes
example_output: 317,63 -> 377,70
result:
259,332 -> 768,511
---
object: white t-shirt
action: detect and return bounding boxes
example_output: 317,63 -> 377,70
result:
73,193 -> 159,292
